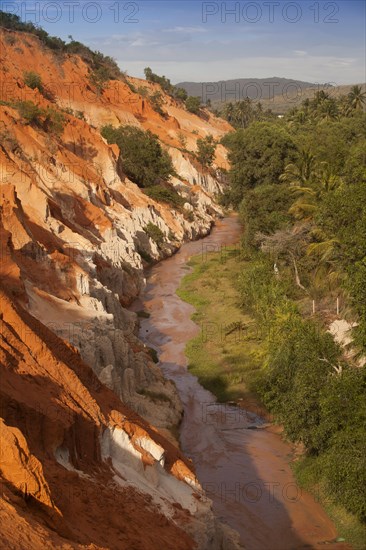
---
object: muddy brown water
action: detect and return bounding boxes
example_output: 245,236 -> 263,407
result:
131,215 -> 350,550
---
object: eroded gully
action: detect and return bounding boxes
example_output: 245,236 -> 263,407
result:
131,215 -> 350,550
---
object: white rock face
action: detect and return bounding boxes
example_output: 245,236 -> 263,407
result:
100,427 -> 244,549
328,319 -> 366,366
16,125 -> 227,430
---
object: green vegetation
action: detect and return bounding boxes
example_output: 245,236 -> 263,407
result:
23,71 -> 43,92
42,107 -> 65,135
177,251 -> 264,402
1,11 -> 128,88
144,222 -> 165,246
136,310 -> 151,319
101,125 -> 175,188
143,185 -> 185,210
15,100 -> 43,124
138,388 -> 170,402
13,101 -> 65,135
196,134 -> 216,167
185,96 -> 201,115
222,122 -> 296,205
144,67 -> 187,101
89,66 -> 111,95
179,88 -> 366,540
217,98 -> 275,128
149,91 -> 165,117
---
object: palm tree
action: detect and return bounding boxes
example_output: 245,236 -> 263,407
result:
316,162 -> 343,193
318,99 -> 338,121
348,85 -> 366,110
338,95 -> 352,117
307,235 -> 342,290
223,102 -> 235,124
234,98 -> 252,128
280,151 -> 318,220
280,149 -> 317,188
314,90 -> 330,103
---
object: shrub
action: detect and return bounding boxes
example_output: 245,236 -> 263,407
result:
144,67 -> 174,95
143,185 -> 184,210
185,96 -> 201,115
23,71 -> 43,93
177,132 -> 187,148
89,66 -> 110,95
239,184 -> 293,249
137,86 -> 149,98
144,222 -> 165,246
101,125 -> 175,187
75,110 -> 86,121
43,107 -> 65,135
222,122 -> 296,205
174,87 -> 188,102
4,33 -> 17,45
149,91 -> 165,116
183,209 -> 194,222
15,100 -> 43,124
196,134 -> 216,167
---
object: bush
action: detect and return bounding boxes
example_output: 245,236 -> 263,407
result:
144,67 -> 186,101
89,66 -> 112,95
222,122 -> 296,205
255,310 -> 341,451
14,101 -> 65,134
101,125 -> 174,187
239,184 -> 293,249
4,33 -> 17,45
23,71 -> 43,92
149,91 -> 165,116
238,258 -> 293,323
185,96 -> 201,115
143,185 -> 184,210
43,107 -> 65,135
15,101 -> 43,124
296,366 -> 366,521
144,67 -> 174,95
144,222 -> 165,246
196,134 -> 216,167
174,87 -> 188,102
75,110 -> 86,121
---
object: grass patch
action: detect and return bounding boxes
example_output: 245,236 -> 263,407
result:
294,457 -> 366,549
177,249 -> 265,403
178,247 -> 366,542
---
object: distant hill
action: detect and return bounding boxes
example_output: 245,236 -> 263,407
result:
177,78 -> 366,114
176,77 -> 316,104
262,82 -> 366,114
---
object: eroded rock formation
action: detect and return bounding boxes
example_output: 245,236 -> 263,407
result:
0,26 -> 242,549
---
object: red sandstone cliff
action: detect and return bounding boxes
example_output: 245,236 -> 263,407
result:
0,24 -> 242,549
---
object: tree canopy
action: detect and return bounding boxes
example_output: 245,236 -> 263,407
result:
101,125 -> 175,188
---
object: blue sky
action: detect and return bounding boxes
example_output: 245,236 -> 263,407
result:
1,1 -> 365,84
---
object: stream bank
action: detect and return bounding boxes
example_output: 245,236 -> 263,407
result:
131,215 -> 351,550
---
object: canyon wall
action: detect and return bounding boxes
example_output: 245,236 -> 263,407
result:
0,27 -> 242,548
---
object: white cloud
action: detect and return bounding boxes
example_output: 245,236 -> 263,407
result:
163,26 -> 208,34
